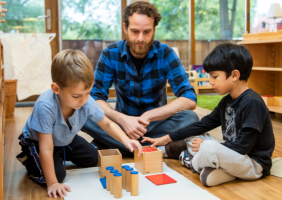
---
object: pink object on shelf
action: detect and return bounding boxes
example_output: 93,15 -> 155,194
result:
145,173 -> 177,185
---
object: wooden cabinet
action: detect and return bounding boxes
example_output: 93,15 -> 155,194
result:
0,39 -> 5,200
238,39 -> 282,114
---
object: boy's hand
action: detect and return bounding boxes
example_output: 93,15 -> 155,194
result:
141,135 -> 172,148
123,139 -> 143,156
191,138 -> 204,152
47,182 -> 71,198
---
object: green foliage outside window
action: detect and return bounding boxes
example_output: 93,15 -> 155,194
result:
1,0 -> 258,41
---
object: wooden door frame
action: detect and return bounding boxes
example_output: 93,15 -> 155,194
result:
45,0 -> 60,59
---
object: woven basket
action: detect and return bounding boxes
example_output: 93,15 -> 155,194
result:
4,79 -> 18,118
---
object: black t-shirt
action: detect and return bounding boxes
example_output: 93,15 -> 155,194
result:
128,48 -> 146,74
170,89 -> 275,177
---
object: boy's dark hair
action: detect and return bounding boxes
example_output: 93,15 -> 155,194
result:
203,43 -> 253,81
123,1 -> 162,29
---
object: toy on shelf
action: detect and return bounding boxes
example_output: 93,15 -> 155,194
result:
134,146 -> 163,175
243,30 -> 282,41
0,1 -> 7,25
98,149 -> 122,178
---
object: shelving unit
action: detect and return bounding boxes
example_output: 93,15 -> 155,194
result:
238,39 -> 282,114
0,39 -> 5,200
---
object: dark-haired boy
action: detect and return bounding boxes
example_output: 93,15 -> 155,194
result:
142,43 -> 275,187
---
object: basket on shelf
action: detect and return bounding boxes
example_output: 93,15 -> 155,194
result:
4,79 -> 18,118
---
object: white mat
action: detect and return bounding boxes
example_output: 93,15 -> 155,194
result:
64,162 -> 220,200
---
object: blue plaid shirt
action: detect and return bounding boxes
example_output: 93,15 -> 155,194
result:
91,40 -> 196,116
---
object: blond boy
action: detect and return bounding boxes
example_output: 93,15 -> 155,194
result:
17,50 -> 142,198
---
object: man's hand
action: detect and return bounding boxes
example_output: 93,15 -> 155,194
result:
141,135 -> 172,147
191,138 -> 204,152
47,182 -> 71,198
123,139 -> 143,156
140,111 -> 151,128
119,115 -> 149,139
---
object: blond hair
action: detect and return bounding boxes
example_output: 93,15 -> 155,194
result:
51,49 -> 94,89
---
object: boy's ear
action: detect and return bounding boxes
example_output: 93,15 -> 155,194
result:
51,83 -> 60,94
231,70 -> 240,81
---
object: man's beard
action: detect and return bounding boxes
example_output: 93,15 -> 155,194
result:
126,33 -> 154,56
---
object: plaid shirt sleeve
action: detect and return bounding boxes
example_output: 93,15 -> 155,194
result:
90,49 -> 114,101
165,46 -> 197,102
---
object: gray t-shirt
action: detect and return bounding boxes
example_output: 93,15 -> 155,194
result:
22,89 -> 104,146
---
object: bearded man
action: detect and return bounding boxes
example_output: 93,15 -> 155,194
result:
82,1 -> 199,158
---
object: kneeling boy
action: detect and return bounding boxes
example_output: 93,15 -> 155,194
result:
142,43 -> 275,187
16,50 -> 142,198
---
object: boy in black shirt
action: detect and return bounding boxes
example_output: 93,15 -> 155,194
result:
142,43 -> 275,187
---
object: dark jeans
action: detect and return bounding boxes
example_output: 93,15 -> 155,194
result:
81,110 -> 199,156
19,134 -> 98,184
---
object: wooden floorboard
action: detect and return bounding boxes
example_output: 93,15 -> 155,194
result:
3,107 -> 282,200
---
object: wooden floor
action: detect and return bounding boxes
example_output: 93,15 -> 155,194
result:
3,107 -> 282,200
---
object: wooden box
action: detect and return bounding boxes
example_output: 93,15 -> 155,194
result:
134,146 -> 163,175
98,149 -> 122,178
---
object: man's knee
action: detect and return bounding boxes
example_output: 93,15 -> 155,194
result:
177,110 -> 199,123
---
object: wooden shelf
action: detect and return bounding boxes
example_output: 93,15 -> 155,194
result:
238,39 -> 282,45
198,85 -> 213,90
198,78 -> 210,81
252,67 -> 282,72
268,106 -> 282,114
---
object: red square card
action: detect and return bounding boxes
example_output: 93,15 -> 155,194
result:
145,173 -> 177,185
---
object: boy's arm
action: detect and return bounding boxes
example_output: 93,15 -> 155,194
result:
142,109 -> 222,147
96,116 -> 142,155
169,107 -> 221,141
38,132 -> 57,186
38,132 -> 70,198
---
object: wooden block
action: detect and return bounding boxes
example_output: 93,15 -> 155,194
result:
134,146 -> 163,175
98,149 -> 122,178
261,95 -> 274,106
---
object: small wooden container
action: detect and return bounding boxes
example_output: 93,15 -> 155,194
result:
106,166 -> 114,191
114,173 -> 122,198
110,169 -> 118,195
122,165 -> 129,189
134,146 -> 163,175
98,149 -> 122,178
125,167 -> 133,192
131,171 -> 139,196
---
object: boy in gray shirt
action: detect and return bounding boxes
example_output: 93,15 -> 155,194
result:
17,50 -> 142,198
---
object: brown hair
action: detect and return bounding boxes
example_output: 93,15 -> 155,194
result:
51,49 -> 94,89
123,1 -> 162,29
